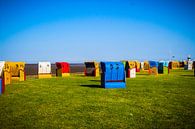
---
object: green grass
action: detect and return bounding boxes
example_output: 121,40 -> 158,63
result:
0,69 -> 195,129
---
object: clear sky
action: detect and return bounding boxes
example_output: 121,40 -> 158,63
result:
0,0 -> 194,63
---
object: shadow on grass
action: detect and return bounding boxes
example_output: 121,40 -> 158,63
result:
180,75 -> 195,77
76,75 -> 85,77
137,74 -> 149,76
80,84 -> 102,88
90,80 -> 100,82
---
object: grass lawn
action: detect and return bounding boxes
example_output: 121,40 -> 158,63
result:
0,69 -> 195,129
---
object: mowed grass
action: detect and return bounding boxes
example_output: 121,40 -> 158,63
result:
0,69 -> 195,129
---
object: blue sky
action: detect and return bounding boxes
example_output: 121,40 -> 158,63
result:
0,0 -> 194,63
